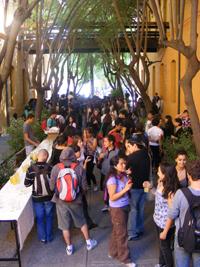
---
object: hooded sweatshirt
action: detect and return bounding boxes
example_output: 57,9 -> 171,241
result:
50,147 -> 87,204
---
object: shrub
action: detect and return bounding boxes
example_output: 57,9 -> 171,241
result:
110,88 -> 124,98
7,118 -> 24,152
163,134 -> 198,164
7,114 -> 47,153
0,156 -> 16,188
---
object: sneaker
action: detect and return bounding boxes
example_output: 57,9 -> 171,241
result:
66,245 -> 74,256
101,205 -> 109,212
86,239 -> 98,251
128,234 -> 140,241
126,262 -> 136,267
93,186 -> 98,192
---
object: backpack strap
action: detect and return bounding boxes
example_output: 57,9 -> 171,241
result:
180,188 -> 194,205
70,162 -> 78,170
41,164 -> 52,195
32,163 -> 52,196
180,187 -> 200,208
32,164 -> 43,195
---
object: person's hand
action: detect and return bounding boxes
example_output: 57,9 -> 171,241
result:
124,180 -> 133,192
83,156 -> 92,169
160,231 -> 167,240
85,156 -> 92,164
126,168 -> 132,175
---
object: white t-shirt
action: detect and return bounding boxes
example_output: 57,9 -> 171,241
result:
145,120 -> 152,133
147,126 -> 163,146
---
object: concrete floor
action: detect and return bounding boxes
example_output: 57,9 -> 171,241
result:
0,185 -> 158,267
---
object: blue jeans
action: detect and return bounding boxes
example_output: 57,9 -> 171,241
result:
128,189 -> 147,237
33,200 -> 54,242
174,236 -> 200,267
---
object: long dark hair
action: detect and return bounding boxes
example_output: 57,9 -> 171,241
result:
107,155 -> 126,180
160,162 -> 180,199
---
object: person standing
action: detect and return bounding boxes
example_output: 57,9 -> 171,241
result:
107,156 -> 136,267
98,135 -> 119,211
47,112 -> 57,129
23,113 -> 39,156
174,149 -> 188,188
126,135 -> 150,240
144,162 -> 180,267
147,117 -> 164,170
24,149 -> 54,243
160,160 -> 200,267
83,128 -> 98,191
50,147 -> 97,255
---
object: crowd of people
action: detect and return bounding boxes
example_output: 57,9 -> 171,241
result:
22,94 -> 200,267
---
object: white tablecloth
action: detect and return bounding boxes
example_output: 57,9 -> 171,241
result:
0,135 -> 56,249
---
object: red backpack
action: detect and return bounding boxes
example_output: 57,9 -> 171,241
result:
56,163 -> 79,202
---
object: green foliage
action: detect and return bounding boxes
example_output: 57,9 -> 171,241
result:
163,134 -> 198,164
6,111 -> 47,153
7,118 -> 24,152
110,88 -> 124,98
0,156 -> 16,188
32,121 -> 46,142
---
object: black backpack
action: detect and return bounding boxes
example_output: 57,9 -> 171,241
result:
177,188 -> 200,253
32,164 -> 53,197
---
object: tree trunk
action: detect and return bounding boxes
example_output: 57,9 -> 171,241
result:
0,79 -> 3,106
116,74 -> 123,97
35,88 -> 44,120
51,90 -> 58,111
140,91 -> 152,113
181,59 -> 200,156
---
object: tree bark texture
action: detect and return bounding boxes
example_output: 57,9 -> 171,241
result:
180,55 -> 200,156
35,88 -> 44,120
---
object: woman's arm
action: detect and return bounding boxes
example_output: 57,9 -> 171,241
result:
160,218 -> 174,240
107,182 -> 132,201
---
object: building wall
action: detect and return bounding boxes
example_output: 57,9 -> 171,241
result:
147,0 -> 200,119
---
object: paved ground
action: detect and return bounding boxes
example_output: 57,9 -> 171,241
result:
0,135 -> 13,163
0,167 -> 158,267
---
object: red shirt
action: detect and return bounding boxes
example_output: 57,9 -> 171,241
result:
108,131 -> 123,148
